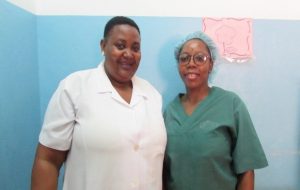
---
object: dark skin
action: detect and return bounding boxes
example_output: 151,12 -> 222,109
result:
178,39 -> 254,190
178,39 -> 213,115
31,144 -> 67,190
101,24 -> 141,103
31,24 -> 141,190
237,170 -> 255,190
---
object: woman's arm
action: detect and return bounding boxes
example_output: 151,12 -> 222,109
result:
237,170 -> 254,190
31,143 -> 68,190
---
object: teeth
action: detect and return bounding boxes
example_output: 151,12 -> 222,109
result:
186,73 -> 197,79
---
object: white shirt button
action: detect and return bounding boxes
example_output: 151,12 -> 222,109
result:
133,144 -> 139,151
130,179 -> 139,188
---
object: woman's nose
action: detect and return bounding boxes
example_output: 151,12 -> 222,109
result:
123,49 -> 133,58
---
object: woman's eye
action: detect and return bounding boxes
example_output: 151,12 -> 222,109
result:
179,55 -> 189,62
195,55 -> 206,63
116,43 -> 125,50
132,45 -> 140,52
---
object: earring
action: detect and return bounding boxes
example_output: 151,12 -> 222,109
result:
101,51 -> 105,56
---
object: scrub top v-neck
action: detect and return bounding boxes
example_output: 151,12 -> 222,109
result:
163,86 -> 268,190
173,87 -> 216,131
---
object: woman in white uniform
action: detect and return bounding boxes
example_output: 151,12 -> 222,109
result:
31,16 -> 167,190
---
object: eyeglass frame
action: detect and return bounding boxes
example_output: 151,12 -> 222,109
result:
177,53 -> 211,66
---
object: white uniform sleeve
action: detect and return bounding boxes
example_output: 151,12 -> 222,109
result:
39,79 -> 76,151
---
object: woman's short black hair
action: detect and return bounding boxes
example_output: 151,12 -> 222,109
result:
103,16 -> 140,38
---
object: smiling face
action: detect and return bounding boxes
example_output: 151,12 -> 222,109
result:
178,39 -> 213,91
101,24 -> 141,87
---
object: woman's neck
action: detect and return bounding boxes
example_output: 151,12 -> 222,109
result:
184,85 -> 211,105
113,81 -> 133,104
181,85 -> 211,115
110,79 -> 132,91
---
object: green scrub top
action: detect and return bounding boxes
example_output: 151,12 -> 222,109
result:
163,87 -> 268,190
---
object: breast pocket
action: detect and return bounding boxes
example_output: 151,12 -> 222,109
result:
189,120 -> 233,158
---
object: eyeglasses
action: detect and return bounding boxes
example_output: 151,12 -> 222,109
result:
178,53 -> 210,66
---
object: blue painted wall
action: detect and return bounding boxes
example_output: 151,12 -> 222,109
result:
37,16 -> 300,189
1,2 -> 300,189
214,20 -> 300,189
37,16 -> 201,117
0,1 -> 40,190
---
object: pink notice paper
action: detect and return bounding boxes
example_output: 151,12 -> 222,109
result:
203,18 -> 253,62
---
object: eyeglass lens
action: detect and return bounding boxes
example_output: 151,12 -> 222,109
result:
179,53 -> 209,65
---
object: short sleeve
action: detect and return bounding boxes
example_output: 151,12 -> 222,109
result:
39,79 -> 76,151
232,98 -> 268,174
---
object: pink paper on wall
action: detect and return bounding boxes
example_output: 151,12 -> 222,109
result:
203,18 -> 253,61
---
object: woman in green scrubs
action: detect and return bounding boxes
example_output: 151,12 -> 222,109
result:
163,31 -> 268,190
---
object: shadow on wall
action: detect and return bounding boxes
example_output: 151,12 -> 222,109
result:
156,36 -> 185,109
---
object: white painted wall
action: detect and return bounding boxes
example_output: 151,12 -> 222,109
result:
7,0 -> 300,20
7,0 -> 36,13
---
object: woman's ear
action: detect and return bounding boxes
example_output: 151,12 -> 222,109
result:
100,39 -> 106,56
100,39 -> 106,50
208,61 -> 214,74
